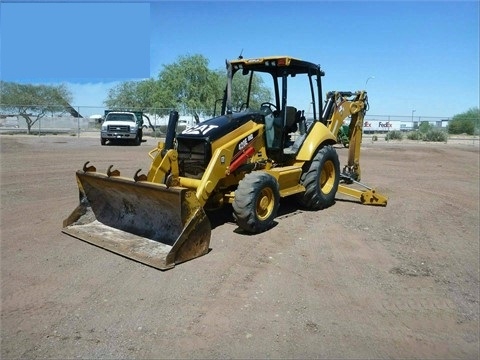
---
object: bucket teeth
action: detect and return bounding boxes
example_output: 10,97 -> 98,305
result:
83,161 -> 96,173
107,165 -> 120,177
134,169 -> 148,182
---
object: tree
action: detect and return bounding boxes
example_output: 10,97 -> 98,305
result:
105,78 -> 158,111
448,107 -> 479,135
156,54 -> 223,116
104,54 -> 272,118
0,81 -> 72,134
104,79 -> 160,131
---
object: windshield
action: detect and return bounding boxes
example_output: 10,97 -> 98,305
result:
231,69 -> 317,119
106,113 -> 135,122
230,71 -> 274,112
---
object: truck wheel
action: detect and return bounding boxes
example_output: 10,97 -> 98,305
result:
134,133 -> 141,146
101,138 -> 107,145
233,172 -> 280,233
297,145 -> 340,210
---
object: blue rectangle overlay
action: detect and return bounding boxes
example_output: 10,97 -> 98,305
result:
1,2 -> 150,82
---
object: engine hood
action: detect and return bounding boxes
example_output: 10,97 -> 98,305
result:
176,111 -> 263,143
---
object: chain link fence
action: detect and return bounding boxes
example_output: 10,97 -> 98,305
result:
0,104 -> 470,141
0,106 -> 213,137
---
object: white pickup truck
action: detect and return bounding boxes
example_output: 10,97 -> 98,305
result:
100,111 -> 143,146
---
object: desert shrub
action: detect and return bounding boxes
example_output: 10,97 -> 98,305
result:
448,108 -> 479,135
407,131 -> 422,140
449,118 -> 475,135
372,135 -> 378,141
385,130 -> 403,141
424,129 -> 448,142
419,121 -> 433,133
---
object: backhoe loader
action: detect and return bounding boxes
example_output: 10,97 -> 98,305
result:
63,56 -> 388,270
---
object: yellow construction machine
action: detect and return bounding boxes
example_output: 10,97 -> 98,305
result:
63,56 -> 387,270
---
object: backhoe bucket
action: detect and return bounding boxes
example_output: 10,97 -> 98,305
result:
62,171 -> 211,270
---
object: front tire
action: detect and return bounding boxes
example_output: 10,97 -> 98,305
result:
233,172 -> 280,233
101,138 -> 107,145
134,135 -> 140,146
297,145 -> 340,210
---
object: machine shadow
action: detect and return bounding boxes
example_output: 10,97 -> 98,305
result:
205,204 -> 236,230
205,196 -> 305,234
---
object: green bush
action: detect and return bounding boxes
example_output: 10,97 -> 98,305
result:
372,135 -> 378,142
418,121 -> 432,133
448,108 -> 479,135
424,129 -> 448,142
449,118 -> 475,135
406,129 -> 448,142
385,130 -> 403,140
407,131 -> 422,140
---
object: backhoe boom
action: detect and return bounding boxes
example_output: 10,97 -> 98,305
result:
324,90 -> 387,206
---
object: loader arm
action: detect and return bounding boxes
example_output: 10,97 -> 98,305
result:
147,145 -> 180,185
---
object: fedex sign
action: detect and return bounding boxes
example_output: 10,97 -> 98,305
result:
363,120 -> 400,131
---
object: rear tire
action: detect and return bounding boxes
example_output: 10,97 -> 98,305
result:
297,145 -> 340,210
233,172 -> 280,233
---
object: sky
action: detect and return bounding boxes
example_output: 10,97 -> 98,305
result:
1,0 -> 479,119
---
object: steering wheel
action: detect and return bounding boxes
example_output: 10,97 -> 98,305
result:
260,102 -> 277,113
238,102 -> 248,112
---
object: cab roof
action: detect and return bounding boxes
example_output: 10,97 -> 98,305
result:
229,56 -> 324,77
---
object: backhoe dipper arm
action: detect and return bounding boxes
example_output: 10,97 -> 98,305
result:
326,91 -> 367,181
326,91 -> 387,206
346,91 -> 368,181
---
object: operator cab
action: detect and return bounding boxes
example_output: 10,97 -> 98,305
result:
223,56 -> 324,158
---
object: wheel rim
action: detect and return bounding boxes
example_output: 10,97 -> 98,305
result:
256,187 -> 274,220
319,160 -> 336,194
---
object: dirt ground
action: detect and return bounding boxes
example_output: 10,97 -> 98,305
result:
1,134 -> 479,359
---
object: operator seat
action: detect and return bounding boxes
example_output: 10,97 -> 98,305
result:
283,107 -> 306,155
266,105 -> 301,150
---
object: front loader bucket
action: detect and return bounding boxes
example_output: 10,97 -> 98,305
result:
62,171 -> 211,270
